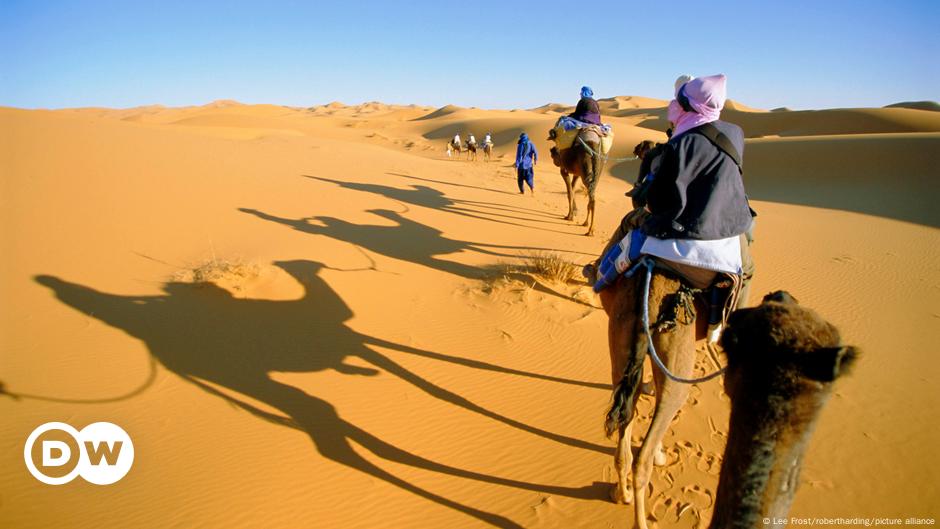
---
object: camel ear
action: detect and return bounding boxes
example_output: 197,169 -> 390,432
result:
798,346 -> 859,382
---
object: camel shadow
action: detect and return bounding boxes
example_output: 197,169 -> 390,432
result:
34,262 -> 610,528
237,208 -> 597,307
304,175 -> 567,229
239,208 -> 492,279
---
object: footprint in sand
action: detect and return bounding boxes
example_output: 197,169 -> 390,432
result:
651,494 -> 703,528
674,440 -> 722,475
694,451 -> 722,475
659,469 -> 677,490
681,484 -> 714,509
659,444 -> 683,468
650,493 -> 676,522
676,502 -> 702,529
707,416 -> 727,444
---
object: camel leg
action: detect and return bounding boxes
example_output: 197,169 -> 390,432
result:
561,170 -> 576,221
611,418 -> 635,504
604,280 -> 643,505
584,195 -> 596,236
633,329 -> 695,529
633,383 -> 688,529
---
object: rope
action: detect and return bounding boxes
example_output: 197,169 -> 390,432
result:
575,135 -> 638,163
638,258 -> 727,384
653,285 -> 699,332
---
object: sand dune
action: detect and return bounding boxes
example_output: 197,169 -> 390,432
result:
622,105 -> 940,138
1,98 -> 938,529
885,100 -> 940,112
745,132 -> 940,226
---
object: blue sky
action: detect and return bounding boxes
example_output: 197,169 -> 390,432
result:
1,0 -> 937,110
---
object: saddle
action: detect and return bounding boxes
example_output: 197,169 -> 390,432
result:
549,118 -> 614,154
593,230 -> 746,328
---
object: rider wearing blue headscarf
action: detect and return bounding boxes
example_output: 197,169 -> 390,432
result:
514,132 -> 538,194
569,85 -> 602,125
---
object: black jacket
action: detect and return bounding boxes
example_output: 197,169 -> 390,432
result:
642,121 -> 753,240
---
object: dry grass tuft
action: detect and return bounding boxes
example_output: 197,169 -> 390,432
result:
522,252 -> 581,284
172,256 -> 260,293
486,252 -> 581,288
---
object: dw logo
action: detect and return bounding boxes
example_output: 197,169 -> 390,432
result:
24,422 -> 134,485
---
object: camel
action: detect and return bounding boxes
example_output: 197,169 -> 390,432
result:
482,142 -> 493,162
549,128 -> 605,236
447,139 -> 462,159
599,272 -> 856,529
710,290 -> 857,528
633,140 -> 658,160
466,141 -> 478,161
599,265 -> 709,524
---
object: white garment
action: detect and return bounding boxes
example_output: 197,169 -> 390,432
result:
640,235 -> 742,274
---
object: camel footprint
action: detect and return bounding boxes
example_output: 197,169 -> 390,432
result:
650,493 -> 702,528
681,484 -> 714,509
694,451 -> 722,475
707,415 -> 727,444
675,440 -> 722,475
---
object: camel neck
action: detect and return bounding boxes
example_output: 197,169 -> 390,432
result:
710,389 -> 829,529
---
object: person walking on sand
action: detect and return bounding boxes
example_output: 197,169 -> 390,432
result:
514,132 -> 538,195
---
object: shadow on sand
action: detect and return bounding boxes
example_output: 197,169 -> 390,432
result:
237,207 -> 596,307
34,262 -> 611,528
305,175 -> 568,229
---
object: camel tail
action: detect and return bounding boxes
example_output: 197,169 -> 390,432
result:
589,148 -> 602,195
604,321 -> 647,438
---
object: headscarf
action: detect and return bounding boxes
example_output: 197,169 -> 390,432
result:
668,74 -> 727,137
581,86 -> 594,99
516,132 -> 534,167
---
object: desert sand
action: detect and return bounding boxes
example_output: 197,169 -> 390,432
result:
2,97 -> 939,528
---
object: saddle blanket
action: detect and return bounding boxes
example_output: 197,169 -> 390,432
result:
551,117 -> 614,153
593,230 -> 743,293
558,116 -> 611,132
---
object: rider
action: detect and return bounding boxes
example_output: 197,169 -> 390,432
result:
468,133 -> 477,147
568,86 -> 602,125
587,74 -> 755,305
483,132 -> 493,146
452,133 -> 461,147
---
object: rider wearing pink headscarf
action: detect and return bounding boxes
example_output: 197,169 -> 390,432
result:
668,74 -> 727,137
644,74 -> 752,241
586,74 -> 755,299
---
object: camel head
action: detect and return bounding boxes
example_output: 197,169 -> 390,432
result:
549,146 -> 562,168
633,140 -> 658,159
721,291 -> 858,389
711,291 -> 858,528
